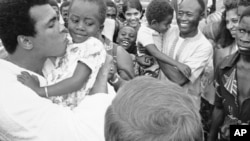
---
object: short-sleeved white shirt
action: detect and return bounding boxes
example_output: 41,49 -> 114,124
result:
159,26 -> 213,98
136,25 -> 165,56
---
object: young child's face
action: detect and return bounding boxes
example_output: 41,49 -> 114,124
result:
153,15 -> 173,33
116,26 -> 136,50
68,0 -> 102,43
124,8 -> 141,28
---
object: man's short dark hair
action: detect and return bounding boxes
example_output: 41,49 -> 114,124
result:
238,0 -> 250,7
239,7 -> 250,22
0,0 -> 49,54
179,0 -> 205,14
146,0 -> 173,24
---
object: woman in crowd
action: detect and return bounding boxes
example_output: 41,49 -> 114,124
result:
122,0 -> 143,31
214,1 -> 238,67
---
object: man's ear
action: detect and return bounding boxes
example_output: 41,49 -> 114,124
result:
199,12 -> 205,21
150,19 -> 158,26
17,35 -> 33,50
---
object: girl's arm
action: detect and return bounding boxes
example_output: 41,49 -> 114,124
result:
18,62 -> 91,97
145,44 -> 191,77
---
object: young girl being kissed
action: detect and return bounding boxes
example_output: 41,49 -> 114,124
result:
17,0 -> 111,109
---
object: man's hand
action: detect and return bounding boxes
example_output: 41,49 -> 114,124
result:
176,63 -> 191,78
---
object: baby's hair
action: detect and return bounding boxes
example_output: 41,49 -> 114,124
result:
146,0 -> 173,24
70,0 -> 106,25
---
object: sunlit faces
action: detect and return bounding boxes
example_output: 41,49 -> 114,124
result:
107,6 -> 117,20
226,8 -> 238,38
152,15 -> 173,34
177,0 -> 202,38
116,26 -> 136,50
124,8 -> 141,28
68,0 -> 102,43
236,16 -> 250,49
30,4 -> 67,57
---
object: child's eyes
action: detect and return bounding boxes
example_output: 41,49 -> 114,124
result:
85,20 -> 94,26
70,16 -> 79,23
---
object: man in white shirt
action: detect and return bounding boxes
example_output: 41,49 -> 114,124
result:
0,0 -> 113,141
158,0 -> 213,102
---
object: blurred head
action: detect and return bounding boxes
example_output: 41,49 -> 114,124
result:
177,0 -> 205,38
116,25 -> 136,51
106,0 -> 118,20
237,0 -> 250,17
105,76 -> 203,141
113,0 -> 124,14
122,0 -> 143,28
146,0 -> 173,33
60,1 -> 71,24
0,0 -> 67,57
237,7 -> 250,56
68,0 -> 106,43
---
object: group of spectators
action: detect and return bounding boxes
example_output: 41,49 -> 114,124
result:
0,0 -> 250,141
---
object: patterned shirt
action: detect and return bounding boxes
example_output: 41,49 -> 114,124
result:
215,51 -> 250,126
43,37 -> 106,109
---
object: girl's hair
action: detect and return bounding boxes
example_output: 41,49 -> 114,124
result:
215,2 -> 238,48
122,0 -> 142,14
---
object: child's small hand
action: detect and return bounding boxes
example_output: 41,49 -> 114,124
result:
17,71 -> 40,93
136,55 -> 154,67
176,63 -> 191,78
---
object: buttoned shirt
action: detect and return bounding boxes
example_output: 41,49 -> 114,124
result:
214,52 -> 250,124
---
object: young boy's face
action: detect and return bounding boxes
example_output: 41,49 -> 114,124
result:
152,15 -> 173,33
68,0 -> 102,43
116,26 -> 136,50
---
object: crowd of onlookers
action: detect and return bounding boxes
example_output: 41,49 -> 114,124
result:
0,0 -> 250,141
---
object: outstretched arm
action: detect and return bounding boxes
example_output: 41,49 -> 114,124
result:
18,62 -> 91,97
